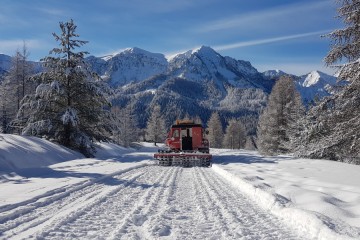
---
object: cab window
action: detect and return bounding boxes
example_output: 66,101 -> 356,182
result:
172,129 -> 179,138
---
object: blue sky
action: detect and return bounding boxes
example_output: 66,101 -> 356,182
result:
0,0 -> 342,75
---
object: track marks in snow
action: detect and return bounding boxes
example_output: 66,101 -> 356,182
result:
196,167 -> 302,239
1,166 -> 307,239
145,167 -> 303,239
109,166 -> 179,239
0,165 -> 150,239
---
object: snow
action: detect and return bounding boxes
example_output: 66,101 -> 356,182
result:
301,71 -> 336,87
212,148 -> 360,239
0,134 -> 82,171
263,69 -> 288,79
96,47 -> 168,87
0,136 -> 152,207
295,70 -> 339,105
0,134 -> 359,239
168,45 -> 261,90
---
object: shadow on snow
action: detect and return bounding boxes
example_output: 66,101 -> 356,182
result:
213,152 -> 278,165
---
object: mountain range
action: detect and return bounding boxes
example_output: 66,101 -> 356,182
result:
0,46 -> 340,130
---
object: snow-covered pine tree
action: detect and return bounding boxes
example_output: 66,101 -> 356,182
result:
297,0 -> 360,163
145,105 -> 167,145
222,118 -> 246,149
206,112 -> 223,148
17,19 -> 111,156
257,75 -> 304,155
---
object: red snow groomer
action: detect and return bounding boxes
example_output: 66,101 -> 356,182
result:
154,120 -> 212,167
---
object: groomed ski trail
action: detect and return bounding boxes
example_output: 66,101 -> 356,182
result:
0,166 -> 306,239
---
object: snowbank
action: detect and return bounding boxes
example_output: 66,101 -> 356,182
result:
212,149 -> 360,240
0,134 -> 82,171
0,135 -> 154,208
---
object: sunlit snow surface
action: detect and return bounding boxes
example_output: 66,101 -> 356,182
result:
212,149 -> 360,239
0,134 -> 359,239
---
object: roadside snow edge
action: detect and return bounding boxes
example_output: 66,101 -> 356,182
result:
212,164 -> 358,240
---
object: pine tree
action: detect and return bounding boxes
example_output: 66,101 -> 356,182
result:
257,75 -> 304,155
223,118 -> 246,149
17,19 -> 111,156
206,112 -> 223,148
298,0 -> 360,163
145,105 -> 166,145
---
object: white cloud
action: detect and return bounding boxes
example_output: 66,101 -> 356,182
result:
0,39 -> 41,50
213,30 -> 330,51
35,7 -> 68,17
0,39 -> 52,58
196,0 -> 331,33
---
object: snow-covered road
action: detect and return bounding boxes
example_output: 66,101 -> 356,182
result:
0,165 -> 304,240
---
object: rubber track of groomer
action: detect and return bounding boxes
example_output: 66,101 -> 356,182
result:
0,166 -> 305,239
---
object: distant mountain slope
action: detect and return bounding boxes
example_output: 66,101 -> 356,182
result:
296,70 -> 339,105
262,69 -> 288,80
0,54 -> 42,79
262,69 -> 340,106
0,54 -> 11,76
88,47 -> 168,87
106,46 -> 273,130
87,46 -> 272,92
168,46 -> 269,90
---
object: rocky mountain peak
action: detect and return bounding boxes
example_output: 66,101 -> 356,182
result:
301,70 -> 336,87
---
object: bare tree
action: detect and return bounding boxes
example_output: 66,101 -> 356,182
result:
0,43 -> 34,133
206,112 -> 223,148
145,105 -> 167,146
111,105 -> 139,147
223,118 -> 246,149
257,75 -> 304,155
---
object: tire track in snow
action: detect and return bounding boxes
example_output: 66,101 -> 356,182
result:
0,165 -> 150,239
197,167 -> 303,239
1,165 -> 309,240
109,166 -> 180,239
141,166 -> 182,238
148,166 -> 231,239
38,166 -> 175,240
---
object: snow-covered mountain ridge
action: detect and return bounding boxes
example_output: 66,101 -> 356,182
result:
87,46 -> 268,90
0,47 -> 341,127
88,47 -> 168,87
263,69 -> 339,104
